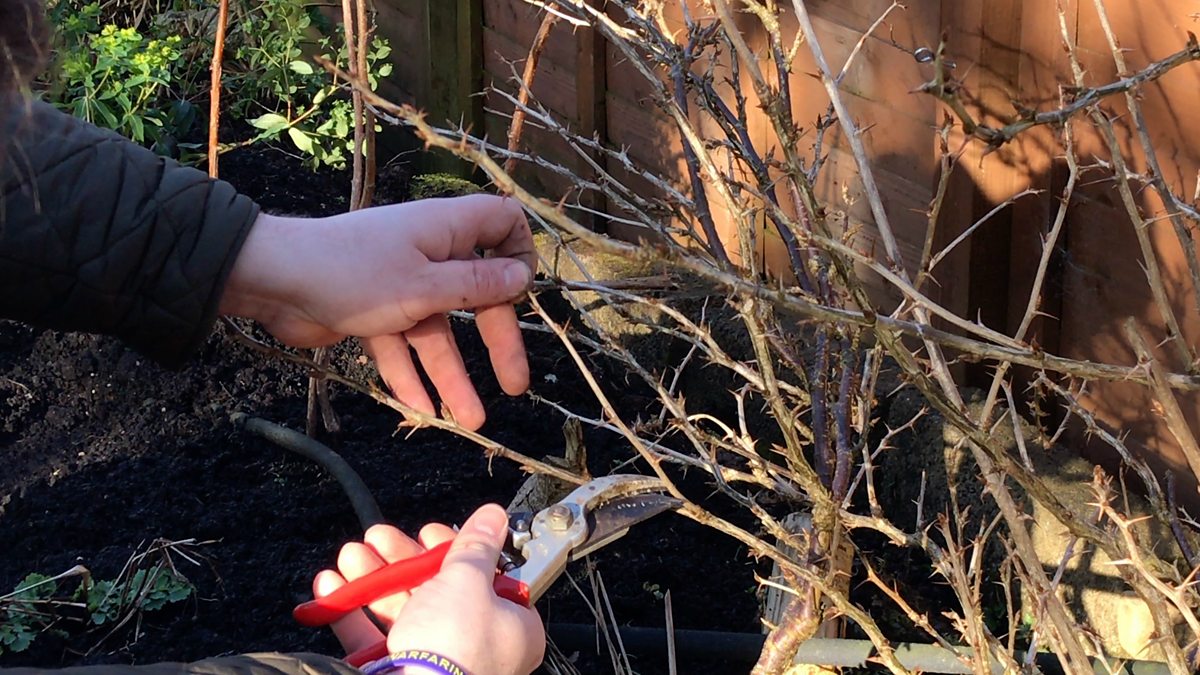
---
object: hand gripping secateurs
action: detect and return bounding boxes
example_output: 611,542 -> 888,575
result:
291,475 -> 681,666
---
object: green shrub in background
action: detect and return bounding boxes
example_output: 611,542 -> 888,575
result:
42,0 -> 392,169
235,0 -> 393,170
47,3 -> 193,149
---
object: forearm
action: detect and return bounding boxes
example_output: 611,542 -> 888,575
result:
0,97 -> 259,365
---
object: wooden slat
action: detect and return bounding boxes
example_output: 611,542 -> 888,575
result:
930,0 -> 1027,338
482,0 -> 577,69
417,0 -> 485,173
1005,0 -> 1077,352
482,25 -> 578,120
575,0 -> 609,231
781,9 -> 933,127
425,0 -> 483,127
605,93 -> 685,184
1061,0 -> 1200,499
374,1 -> 425,103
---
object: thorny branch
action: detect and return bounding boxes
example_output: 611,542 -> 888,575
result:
275,2 -> 1200,672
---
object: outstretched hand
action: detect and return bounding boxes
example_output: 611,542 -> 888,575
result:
312,505 -> 546,675
220,195 -> 537,430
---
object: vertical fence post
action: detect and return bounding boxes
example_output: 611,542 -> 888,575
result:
935,0 -> 1027,382
424,0 -> 484,175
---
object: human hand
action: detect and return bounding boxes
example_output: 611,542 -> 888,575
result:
220,195 -> 537,430
312,504 -> 546,675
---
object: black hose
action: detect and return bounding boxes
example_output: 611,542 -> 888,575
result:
232,413 -> 385,529
545,624 -> 1172,674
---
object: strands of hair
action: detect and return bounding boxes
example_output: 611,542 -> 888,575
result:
0,0 -> 46,167
0,0 -> 46,96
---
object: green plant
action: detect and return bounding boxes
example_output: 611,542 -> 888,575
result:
43,0 -> 393,169
66,26 -> 183,144
0,542 -> 199,655
44,2 -> 192,148
0,574 -> 57,655
235,0 -> 392,170
85,567 -> 193,626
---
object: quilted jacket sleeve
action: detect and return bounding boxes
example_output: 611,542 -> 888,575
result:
0,652 -> 361,675
0,97 -> 260,366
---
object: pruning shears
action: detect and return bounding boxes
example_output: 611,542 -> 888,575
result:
292,475 -> 680,666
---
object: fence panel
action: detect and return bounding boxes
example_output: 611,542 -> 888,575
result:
370,0 -> 1200,491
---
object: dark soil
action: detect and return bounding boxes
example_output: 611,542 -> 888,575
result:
0,143 -> 762,674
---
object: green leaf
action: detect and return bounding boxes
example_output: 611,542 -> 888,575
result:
95,102 -> 120,130
128,115 -> 145,143
249,113 -> 289,133
12,573 -> 56,601
288,60 -> 314,75
0,623 -> 36,653
287,127 -> 315,154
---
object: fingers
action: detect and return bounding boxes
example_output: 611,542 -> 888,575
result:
364,523 -> 426,567
406,316 -> 486,430
415,195 -> 537,273
315,523 -> 450,658
336,542 -> 408,622
383,504 -> 547,675
438,503 -> 509,587
312,569 -> 384,654
474,303 -> 530,396
408,257 -> 532,320
339,524 -> 425,623
418,522 -> 457,550
366,317 -> 519,429
362,334 -> 436,418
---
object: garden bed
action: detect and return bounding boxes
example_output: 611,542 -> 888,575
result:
0,143 -> 762,674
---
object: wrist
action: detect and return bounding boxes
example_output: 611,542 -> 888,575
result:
360,651 -> 470,675
219,212 -> 304,324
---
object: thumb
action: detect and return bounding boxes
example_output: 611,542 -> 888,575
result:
412,259 -> 532,317
438,503 -> 508,585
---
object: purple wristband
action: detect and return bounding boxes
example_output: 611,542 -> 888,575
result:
360,651 -> 469,675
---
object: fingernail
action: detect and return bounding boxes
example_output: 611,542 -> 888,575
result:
470,503 -> 507,538
504,261 -> 531,292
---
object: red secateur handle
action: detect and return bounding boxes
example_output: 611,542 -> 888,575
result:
293,540 -> 531,666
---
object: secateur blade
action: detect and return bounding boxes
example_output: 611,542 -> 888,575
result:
504,474 -> 678,603
574,492 -> 681,559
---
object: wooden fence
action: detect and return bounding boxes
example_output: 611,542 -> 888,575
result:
372,0 -> 1200,492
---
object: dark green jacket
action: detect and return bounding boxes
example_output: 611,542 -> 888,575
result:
0,103 -> 350,674
0,653 -> 360,675
0,99 -> 258,366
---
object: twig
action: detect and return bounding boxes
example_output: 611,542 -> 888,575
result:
1166,472 -> 1199,568
320,55 -> 1200,392
1124,319 -> 1200,479
342,0 -> 363,209
921,37 -> 1200,149
505,11 -> 559,175
221,319 -> 585,486
206,0 -> 229,178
